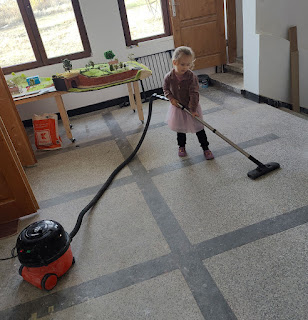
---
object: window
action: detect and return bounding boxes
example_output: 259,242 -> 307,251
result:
0,0 -> 91,74
117,0 -> 171,46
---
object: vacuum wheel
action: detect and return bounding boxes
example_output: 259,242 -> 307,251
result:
41,273 -> 58,291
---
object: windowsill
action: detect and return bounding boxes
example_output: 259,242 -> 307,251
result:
125,35 -> 174,59
126,35 -> 174,49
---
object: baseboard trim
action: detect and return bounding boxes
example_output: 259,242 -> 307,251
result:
242,90 -> 308,115
22,88 -> 305,128
242,90 -> 261,103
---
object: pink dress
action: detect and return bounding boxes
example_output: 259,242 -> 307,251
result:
166,103 -> 204,133
164,71 -> 204,133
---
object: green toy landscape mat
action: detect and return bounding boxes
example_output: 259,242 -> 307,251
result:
62,61 -> 151,92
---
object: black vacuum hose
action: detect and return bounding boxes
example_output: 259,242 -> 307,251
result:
69,94 -> 157,239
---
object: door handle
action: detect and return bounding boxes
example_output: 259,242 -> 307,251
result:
170,0 -> 178,17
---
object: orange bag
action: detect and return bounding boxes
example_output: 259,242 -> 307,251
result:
33,114 -> 62,150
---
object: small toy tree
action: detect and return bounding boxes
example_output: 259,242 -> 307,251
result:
62,59 -> 72,72
88,60 -> 95,68
104,50 -> 115,61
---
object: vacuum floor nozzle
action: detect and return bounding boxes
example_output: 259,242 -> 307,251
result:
247,162 -> 280,180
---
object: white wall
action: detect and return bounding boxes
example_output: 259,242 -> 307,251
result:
256,0 -> 308,108
256,0 -> 308,49
243,0 -> 259,95
258,34 -> 290,102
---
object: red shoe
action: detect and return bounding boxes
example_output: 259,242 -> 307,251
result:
178,147 -> 187,157
204,149 -> 214,160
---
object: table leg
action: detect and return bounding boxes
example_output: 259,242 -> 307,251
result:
54,95 -> 75,142
132,81 -> 144,123
127,82 -> 136,112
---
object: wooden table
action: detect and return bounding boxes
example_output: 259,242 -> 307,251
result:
14,69 -> 151,142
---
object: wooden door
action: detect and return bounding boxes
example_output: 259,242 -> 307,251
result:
0,68 -> 36,166
169,0 -> 227,69
0,117 -> 38,224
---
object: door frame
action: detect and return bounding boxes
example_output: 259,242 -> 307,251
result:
226,0 -> 237,63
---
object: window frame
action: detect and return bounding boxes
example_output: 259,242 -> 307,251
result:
117,0 -> 171,46
2,0 -> 91,75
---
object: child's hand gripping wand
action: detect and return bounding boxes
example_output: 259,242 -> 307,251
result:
151,93 -> 280,180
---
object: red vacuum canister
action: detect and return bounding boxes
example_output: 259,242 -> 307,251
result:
16,220 -> 74,291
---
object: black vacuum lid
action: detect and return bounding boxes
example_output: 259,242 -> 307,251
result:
16,220 -> 70,267
25,220 -> 51,239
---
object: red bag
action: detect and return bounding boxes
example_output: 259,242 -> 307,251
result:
33,114 -> 62,150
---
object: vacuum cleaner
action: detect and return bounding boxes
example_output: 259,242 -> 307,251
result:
17,220 -> 73,290
15,93 -> 280,290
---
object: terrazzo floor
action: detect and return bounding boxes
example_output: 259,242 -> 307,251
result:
0,86 -> 307,320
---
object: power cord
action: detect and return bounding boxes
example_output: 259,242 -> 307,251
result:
0,246 -> 17,261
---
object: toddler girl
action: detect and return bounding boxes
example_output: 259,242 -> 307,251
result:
163,46 -> 214,159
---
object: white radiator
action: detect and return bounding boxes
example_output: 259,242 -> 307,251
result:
136,50 -> 173,91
